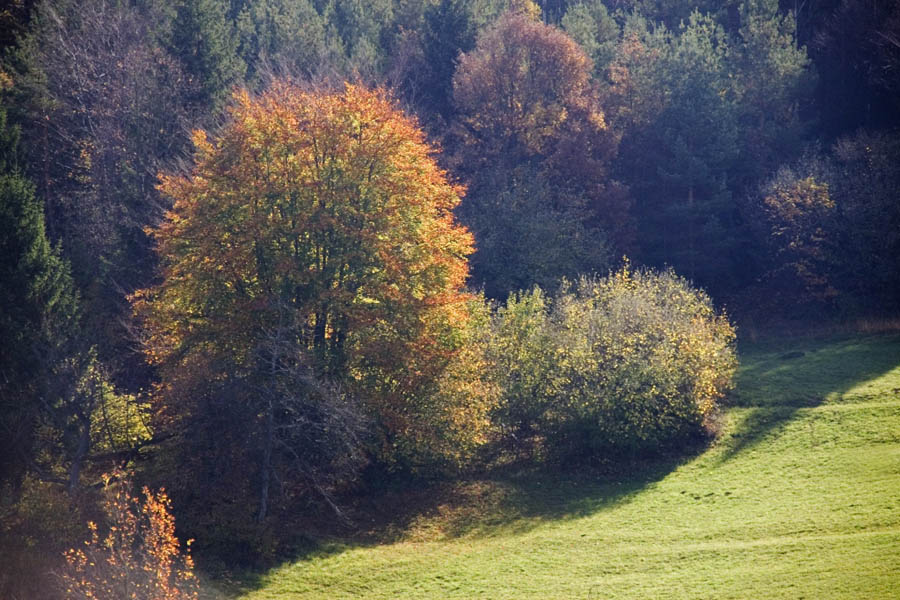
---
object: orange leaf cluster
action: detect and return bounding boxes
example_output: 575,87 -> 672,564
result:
61,474 -> 197,600
133,81 -> 485,455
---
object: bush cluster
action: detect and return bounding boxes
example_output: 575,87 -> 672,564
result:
487,265 -> 737,462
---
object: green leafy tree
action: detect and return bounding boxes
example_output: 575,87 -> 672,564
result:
485,287 -> 556,454
616,0 -> 741,31
419,0 -> 480,120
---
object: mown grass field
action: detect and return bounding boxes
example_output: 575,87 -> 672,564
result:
227,333 -> 900,599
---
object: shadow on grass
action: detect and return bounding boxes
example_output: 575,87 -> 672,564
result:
718,333 -> 900,462
361,452 -> 700,542
214,333 -> 900,598
219,453 -> 696,597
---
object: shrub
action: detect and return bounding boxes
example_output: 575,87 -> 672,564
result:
489,265 -> 737,461
485,287 -> 556,452
60,472 -> 198,600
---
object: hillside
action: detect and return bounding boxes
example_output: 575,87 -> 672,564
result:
230,334 -> 900,599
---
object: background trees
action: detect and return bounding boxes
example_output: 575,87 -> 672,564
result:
607,5 -> 813,297
451,9 -> 628,298
11,0 -> 197,386
1,82 -> 151,600
0,100 -> 80,491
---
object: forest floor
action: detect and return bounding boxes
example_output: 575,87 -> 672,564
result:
212,333 -> 900,599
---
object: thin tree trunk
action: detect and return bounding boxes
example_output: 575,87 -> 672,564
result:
257,397 -> 274,523
67,412 -> 91,494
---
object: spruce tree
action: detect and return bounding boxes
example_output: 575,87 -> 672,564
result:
0,103 -> 79,489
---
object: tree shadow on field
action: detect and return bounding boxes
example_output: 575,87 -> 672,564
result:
354,454 -> 697,543
217,333 -> 900,598
717,333 -> 900,462
221,452 -> 696,597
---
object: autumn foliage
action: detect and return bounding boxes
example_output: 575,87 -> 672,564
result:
488,265 -> 737,461
133,82 -> 491,491
60,473 -> 197,600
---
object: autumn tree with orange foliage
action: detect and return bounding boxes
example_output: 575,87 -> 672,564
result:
451,9 -> 631,297
60,472 -> 198,600
133,83 -> 493,526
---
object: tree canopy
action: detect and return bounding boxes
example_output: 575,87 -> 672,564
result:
133,82 -> 489,524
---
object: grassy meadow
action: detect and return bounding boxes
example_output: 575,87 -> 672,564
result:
224,333 -> 900,599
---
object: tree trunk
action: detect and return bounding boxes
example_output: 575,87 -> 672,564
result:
67,412 -> 91,494
257,397 -> 274,523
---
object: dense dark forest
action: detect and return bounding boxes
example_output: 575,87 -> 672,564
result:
1,0 -> 898,597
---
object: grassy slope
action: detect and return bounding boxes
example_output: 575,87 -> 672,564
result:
234,334 -> 900,599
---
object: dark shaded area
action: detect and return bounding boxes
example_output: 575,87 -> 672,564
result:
224,453 -> 696,596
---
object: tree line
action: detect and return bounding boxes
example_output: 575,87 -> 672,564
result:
1,0 -> 897,597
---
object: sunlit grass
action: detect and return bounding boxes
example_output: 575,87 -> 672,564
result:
231,334 -> 900,599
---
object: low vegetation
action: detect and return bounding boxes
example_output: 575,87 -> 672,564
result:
61,472 -> 198,600
227,333 -> 900,599
488,267 -> 736,462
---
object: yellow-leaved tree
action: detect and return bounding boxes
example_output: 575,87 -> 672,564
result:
133,83 -> 493,526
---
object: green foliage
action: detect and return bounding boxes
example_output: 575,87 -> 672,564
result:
547,268 -> 736,458
328,0 -> 394,77
485,287 -> 555,446
234,0 -> 327,81
234,333 -> 900,599
170,0 -> 245,109
488,265 -> 737,461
